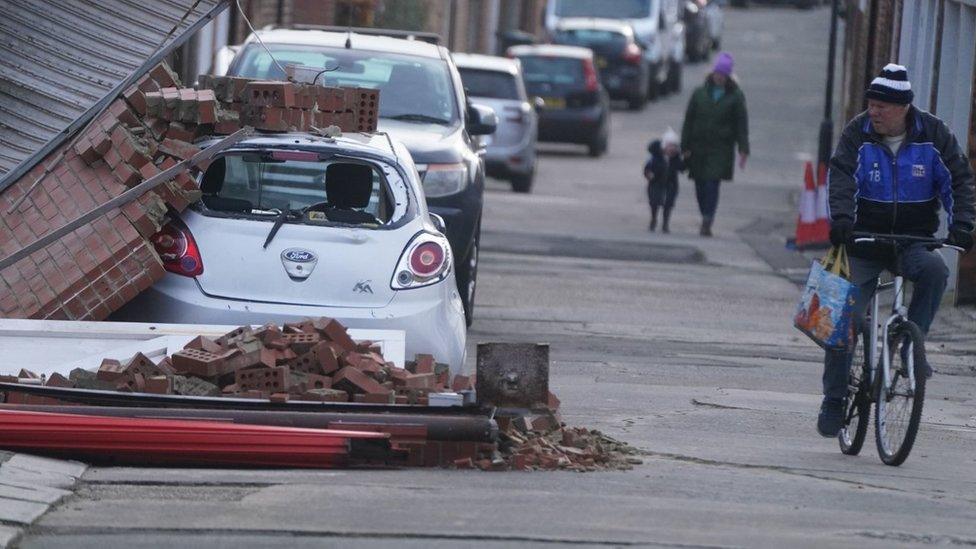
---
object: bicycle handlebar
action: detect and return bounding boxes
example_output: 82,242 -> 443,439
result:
851,232 -> 964,253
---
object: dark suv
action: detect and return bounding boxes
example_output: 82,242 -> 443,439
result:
224,27 -> 496,326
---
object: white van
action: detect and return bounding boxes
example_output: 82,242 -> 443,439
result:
544,0 -> 685,99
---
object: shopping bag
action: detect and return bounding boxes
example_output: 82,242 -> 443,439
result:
793,246 -> 860,350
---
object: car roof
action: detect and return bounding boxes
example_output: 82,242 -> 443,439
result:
452,53 -> 520,75
507,44 -> 593,59
244,28 -> 444,59
554,17 -> 634,36
201,131 -> 403,164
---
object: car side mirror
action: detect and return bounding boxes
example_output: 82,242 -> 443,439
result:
532,96 -> 546,111
467,103 -> 497,136
429,213 -> 447,233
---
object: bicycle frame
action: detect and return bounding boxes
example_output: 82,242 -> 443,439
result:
870,276 -> 914,399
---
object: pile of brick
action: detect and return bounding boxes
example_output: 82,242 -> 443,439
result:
494,409 -> 644,472
8,317 -> 474,406
0,61 -> 378,322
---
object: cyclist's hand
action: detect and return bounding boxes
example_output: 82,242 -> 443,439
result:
945,227 -> 975,252
829,219 -> 853,247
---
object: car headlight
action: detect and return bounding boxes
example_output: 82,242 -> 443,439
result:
422,163 -> 468,198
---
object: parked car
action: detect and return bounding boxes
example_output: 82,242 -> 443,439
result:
683,0 -> 712,62
507,44 -> 611,157
221,27 -> 496,326
111,133 -> 467,372
545,0 -> 685,99
453,53 -> 539,193
551,18 -> 650,110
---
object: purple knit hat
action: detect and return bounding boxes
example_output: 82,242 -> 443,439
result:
713,52 -> 734,76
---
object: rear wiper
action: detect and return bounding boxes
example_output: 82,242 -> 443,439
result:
263,209 -> 298,249
385,113 -> 451,125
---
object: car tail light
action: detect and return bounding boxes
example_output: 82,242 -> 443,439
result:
392,232 -> 452,290
623,43 -> 642,65
150,218 -> 203,277
582,58 -> 599,92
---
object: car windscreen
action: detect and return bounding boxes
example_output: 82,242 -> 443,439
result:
516,56 -> 584,95
555,0 -> 650,18
553,29 -> 628,54
457,68 -> 520,100
199,153 -> 394,226
232,44 -> 458,125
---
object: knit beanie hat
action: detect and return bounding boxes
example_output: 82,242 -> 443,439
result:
713,52 -> 734,76
865,63 -> 914,104
661,127 -> 679,147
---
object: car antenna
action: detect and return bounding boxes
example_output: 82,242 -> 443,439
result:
345,11 -> 353,49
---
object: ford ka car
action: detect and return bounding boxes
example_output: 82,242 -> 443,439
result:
111,132 -> 466,372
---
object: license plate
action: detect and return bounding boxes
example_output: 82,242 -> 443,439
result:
595,56 -> 608,69
542,97 -> 566,109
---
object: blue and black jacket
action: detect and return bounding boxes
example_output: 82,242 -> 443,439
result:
828,106 -> 975,254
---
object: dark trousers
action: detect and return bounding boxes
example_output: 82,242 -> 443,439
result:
822,244 -> 949,399
648,181 -> 678,212
694,179 -> 721,217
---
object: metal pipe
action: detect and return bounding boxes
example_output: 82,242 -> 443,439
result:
0,382 -> 485,416
0,404 -> 497,442
817,0 -> 841,165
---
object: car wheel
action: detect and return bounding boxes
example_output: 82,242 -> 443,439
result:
667,61 -> 682,94
510,169 -> 534,193
647,64 -> 661,100
588,127 -> 609,157
627,92 -> 646,111
456,224 -> 479,327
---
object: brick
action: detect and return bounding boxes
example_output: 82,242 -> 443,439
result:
333,366 -> 387,395
96,359 -> 126,381
451,374 -> 473,392
184,335 -> 223,353
547,391 -> 561,412
281,332 -> 321,354
270,392 -> 289,403
410,354 -> 435,374
235,366 -> 290,393
305,374 -> 332,390
171,348 -> 237,378
158,138 -> 200,161
302,388 -> 348,402
149,62 -> 181,89
245,81 -> 297,107
144,376 -> 172,394
313,318 -> 357,351
166,121 -> 197,143
45,373 -> 73,388
197,89 -> 218,123
397,372 -> 435,390
123,86 -> 148,115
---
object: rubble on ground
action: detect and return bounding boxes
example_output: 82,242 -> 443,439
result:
2,316 -> 641,472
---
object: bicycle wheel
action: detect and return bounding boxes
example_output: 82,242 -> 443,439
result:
874,320 -> 927,466
839,329 -> 871,455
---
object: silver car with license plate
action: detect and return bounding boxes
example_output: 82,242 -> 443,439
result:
111,132 -> 466,372
453,53 -> 538,193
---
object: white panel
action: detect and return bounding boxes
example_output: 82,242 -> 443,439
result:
900,0 -> 940,111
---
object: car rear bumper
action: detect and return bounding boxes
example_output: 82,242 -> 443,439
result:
111,274 -> 468,374
601,67 -> 645,98
538,107 -> 605,143
484,140 -> 535,178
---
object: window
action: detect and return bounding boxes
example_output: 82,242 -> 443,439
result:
201,153 -> 395,225
233,44 -> 458,124
555,0 -> 650,18
458,69 -> 520,100
553,29 -> 627,49
517,56 -> 584,93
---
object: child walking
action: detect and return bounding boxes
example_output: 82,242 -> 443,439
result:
644,128 -> 685,233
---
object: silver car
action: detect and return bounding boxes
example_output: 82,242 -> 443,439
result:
112,132 -> 467,373
453,53 -> 538,193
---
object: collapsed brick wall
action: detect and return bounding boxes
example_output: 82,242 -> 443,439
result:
0,62 -> 379,321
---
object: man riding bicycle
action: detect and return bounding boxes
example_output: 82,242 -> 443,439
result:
819,64 -> 976,437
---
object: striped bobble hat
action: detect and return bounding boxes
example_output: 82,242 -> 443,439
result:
865,63 -> 914,104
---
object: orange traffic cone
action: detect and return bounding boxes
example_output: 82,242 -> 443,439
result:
795,161 -> 830,248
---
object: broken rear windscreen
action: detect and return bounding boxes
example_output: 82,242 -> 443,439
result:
197,152 -> 405,226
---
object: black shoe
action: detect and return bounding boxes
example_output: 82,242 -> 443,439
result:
817,397 -> 845,437
649,218 -> 657,232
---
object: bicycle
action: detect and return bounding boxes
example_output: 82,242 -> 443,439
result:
838,233 -> 964,466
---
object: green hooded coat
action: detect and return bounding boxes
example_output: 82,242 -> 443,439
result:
681,76 -> 750,182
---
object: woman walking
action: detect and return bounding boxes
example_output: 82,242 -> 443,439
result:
681,52 -> 750,236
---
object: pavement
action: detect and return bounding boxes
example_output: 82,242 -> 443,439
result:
7,4 -> 976,548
